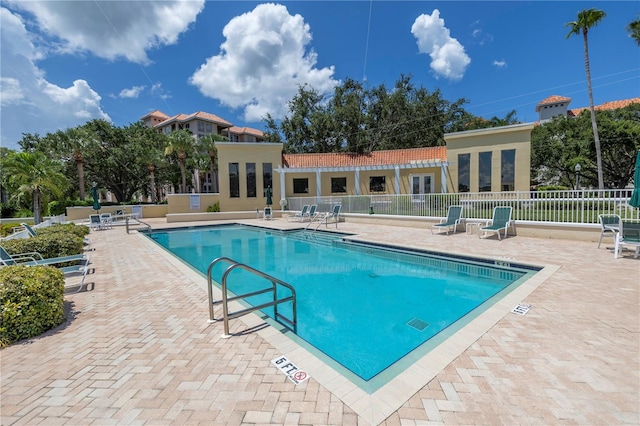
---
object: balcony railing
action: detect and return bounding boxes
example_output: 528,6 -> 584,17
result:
286,189 -> 639,225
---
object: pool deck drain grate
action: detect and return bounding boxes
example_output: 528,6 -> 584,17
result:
407,318 -> 429,331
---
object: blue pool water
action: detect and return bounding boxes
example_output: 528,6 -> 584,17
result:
147,224 -> 537,388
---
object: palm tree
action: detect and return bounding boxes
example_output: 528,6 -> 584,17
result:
566,8 -> 607,189
3,152 -> 68,224
628,17 -> 640,45
197,133 -> 227,193
164,130 -> 194,193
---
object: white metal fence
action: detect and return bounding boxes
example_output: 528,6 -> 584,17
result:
285,189 -> 639,224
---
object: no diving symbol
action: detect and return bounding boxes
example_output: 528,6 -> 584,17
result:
293,371 -> 307,382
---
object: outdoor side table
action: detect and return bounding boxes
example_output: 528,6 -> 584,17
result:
466,220 -> 487,235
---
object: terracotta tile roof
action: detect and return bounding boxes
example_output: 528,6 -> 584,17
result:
155,111 -> 233,128
283,146 -> 446,169
569,97 -> 640,116
140,110 -> 170,120
229,126 -> 264,137
535,95 -> 572,112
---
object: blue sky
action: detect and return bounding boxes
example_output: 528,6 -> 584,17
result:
1,1 -> 638,150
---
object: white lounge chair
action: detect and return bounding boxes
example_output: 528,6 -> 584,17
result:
0,245 -> 86,267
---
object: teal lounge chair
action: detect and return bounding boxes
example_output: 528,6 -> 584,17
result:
614,220 -> 640,259
431,205 -> 463,235
20,223 -> 37,237
0,245 -> 86,267
321,204 -> 341,228
305,204 -> 318,222
288,205 -> 309,222
479,206 -> 514,240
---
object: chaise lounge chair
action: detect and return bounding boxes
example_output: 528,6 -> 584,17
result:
320,204 -> 341,228
20,223 -> 38,237
431,205 -> 463,235
287,205 -> 309,222
0,245 -> 86,267
304,205 -> 318,222
614,220 -> 640,259
479,206 -> 514,240
60,256 -> 91,293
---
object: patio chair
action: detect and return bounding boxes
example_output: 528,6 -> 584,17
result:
614,220 -> 640,259
263,206 -> 273,220
287,205 -> 309,222
89,214 -> 102,231
597,214 -> 620,249
100,213 -> 113,229
431,205 -> 464,235
320,204 -> 342,228
479,206 -> 514,240
0,245 -> 86,267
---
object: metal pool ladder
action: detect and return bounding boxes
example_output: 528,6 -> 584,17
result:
207,257 -> 297,338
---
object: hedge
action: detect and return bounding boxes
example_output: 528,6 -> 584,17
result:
0,265 -> 66,347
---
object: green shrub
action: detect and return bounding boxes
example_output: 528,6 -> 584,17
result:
207,202 -> 221,212
0,223 -> 23,238
0,265 -> 66,347
2,232 -> 83,259
37,223 -> 90,239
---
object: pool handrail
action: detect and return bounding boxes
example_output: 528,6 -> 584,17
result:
206,256 -> 297,337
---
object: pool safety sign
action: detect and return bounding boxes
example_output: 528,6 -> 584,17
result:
271,356 -> 310,385
511,303 -> 532,315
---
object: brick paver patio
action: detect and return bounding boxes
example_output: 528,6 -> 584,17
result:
1,218 -> 638,425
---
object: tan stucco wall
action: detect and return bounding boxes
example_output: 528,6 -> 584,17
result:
445,123 -> 534,193
166,194 -> 220,214
216,142 -> 283,211
65,205 -> 168,221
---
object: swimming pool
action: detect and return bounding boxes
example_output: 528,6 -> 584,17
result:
147,224 -> 539,391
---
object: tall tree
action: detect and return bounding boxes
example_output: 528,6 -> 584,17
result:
531,102 -> 640,189
566,8 -> 607,189
628,17 -> 640,45
165,130 -> 194,193
197,133 -> 227,193
3,151 -> 68,224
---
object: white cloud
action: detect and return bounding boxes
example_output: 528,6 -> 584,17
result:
493,60 -> 507,68
411,9 -> 471,81
6,0 -> 204,64
189,3 -> 339,122
151,83 -> 171,100
0,6 -> 110,149
117,86 -> 146,99
470,23 -> 493,46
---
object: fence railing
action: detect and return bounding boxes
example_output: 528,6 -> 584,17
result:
285,189 -> 639,225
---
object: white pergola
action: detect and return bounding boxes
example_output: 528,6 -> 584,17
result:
275,160 -> 449,201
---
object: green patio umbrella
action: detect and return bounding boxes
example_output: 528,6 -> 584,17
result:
630,151 -> 640,208
266,186 -> 273,206
91,184 -> 101,212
